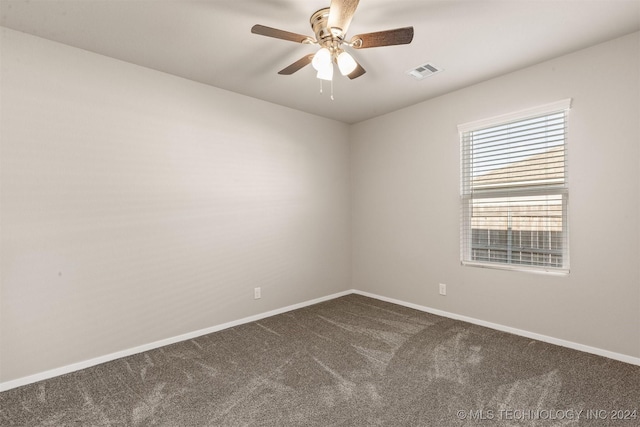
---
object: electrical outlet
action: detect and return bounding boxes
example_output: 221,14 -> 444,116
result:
439,283 -> 447,296
254,287 -> 261,300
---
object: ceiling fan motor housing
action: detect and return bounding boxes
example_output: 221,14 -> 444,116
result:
311,8 -> 339,44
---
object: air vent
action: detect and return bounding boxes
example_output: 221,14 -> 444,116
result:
407,62 -> 442,80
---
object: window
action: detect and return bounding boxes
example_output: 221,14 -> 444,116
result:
459,99 -> 571,273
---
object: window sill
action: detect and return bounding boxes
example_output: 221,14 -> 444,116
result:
461,260 -> 570,276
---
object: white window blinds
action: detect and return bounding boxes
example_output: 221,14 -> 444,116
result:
459,99 -> 571,273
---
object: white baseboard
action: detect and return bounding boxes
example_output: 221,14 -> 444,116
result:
0,290 -> 352,392
2,288 -> 638,392
352,289 -> 640,367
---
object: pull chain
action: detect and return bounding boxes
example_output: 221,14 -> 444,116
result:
318,79 -> 334,100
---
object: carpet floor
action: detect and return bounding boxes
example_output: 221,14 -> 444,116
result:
1,294 -> 639,426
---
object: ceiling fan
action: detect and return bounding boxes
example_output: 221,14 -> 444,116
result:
251,0 -> 414,81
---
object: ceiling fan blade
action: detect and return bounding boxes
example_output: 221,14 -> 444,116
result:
251,24 -> 312,43
347,62 -> 366,80
328,0 -> 360,36
278,54 -> 315,75
350,27 -> 414,49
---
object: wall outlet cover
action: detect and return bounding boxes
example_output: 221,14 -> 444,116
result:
439,283 -> 447,296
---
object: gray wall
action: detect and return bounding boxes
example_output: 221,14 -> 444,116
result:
0,28 -> 351,383
351,32 -> 640,359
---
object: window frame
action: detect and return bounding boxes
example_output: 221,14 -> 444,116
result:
459,99 -> 571,275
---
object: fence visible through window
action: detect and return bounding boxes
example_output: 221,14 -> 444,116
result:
471,228 -> 563,267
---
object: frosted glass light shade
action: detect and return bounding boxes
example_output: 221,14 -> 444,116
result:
337,51 -> 357,76
316,63 -> 334,81
312,48 -> 332,71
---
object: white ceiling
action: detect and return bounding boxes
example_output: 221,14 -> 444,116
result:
1,0 -> 639,124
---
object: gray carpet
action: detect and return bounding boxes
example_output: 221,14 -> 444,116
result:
1,294 -> 639,426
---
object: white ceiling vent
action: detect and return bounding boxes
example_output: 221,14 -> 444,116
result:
407,62 -> 442,80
